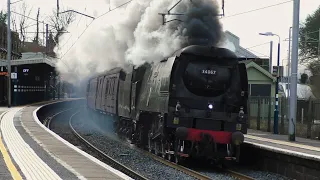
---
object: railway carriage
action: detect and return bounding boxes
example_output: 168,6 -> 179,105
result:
86,45 -> 249,163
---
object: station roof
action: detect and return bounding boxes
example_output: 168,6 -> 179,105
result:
0,57 -> 56,67
241,60 -> 276,82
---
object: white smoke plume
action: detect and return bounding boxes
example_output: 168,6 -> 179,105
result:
55,0 -> 223,85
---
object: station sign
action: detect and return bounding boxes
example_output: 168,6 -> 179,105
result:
22,68 -> 29,76
272,66 -> 278,77
23,69 -> 29,73
272,66 -> 283,77
11,72 -> 17,79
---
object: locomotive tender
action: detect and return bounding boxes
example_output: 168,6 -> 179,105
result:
86,45 -> 248,163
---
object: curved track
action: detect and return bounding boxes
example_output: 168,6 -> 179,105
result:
67,110 -> 254,180
45,107 -> 147,180
69,110 -> 148,180
145,148 -> 254,180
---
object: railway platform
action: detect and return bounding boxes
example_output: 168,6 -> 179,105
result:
0,103 -> 132,180
245,129 -> 320,160
244,129 -> 320,179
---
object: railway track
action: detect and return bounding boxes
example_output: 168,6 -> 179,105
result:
68,110 -> 148,180
67,110 -> 254,180
146,151 -> 254,180
145,151 -> 212,180
46,107 -> 149,180
44,107 -> 75,129
225,169 -> 255,180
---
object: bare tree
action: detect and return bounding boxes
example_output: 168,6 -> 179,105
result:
10,7 -> 18,32
0,11 -> 7,50
18,2 -> 33,46
34,8 -> 40,44
49,8 -> 75,46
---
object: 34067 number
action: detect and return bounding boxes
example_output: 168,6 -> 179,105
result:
201,70 -> 217,75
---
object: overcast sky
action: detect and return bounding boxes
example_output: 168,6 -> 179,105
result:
1,0 -> 320,75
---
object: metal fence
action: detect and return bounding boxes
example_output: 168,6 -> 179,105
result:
248,96 -> 320,139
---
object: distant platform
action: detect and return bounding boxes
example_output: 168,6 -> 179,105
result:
245,129 -> 320,161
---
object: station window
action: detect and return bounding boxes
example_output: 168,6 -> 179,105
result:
249,84 -> 271,97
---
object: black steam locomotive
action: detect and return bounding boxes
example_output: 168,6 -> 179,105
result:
86,45 -> 248,163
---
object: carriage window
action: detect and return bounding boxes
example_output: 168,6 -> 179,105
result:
104,77 -> 109,98
112,77 -> 116,95
107,78 -> 111,95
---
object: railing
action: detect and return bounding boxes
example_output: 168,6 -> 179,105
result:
248,96 -> 320,139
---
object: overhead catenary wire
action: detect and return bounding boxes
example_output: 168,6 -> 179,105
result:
58,0 -> 291,61
96,0 -> 133,19
58,0 -> 134,69
58,0 -> 292,71
58,20 -> 94,70
57,8 -> 85,53
16,23 -> 37,32
223,0 -> 293,19
245,42 -> 270,50
246,49 -> 269,58
11,11 -> 56,28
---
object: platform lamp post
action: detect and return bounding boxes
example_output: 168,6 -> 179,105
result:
6,0 -> 23,108
287,27 -> 293,125
259,32 -> 281,134
7,0 -> 12,108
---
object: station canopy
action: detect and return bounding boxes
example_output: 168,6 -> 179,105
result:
0,52 -> 56,67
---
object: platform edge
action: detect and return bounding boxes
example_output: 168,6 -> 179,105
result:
32,102 -> 133,180
245,140 -> 320,162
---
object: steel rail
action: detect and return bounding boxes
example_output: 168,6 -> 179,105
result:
146,151 -> 212,180
68,111 -> 148,180
46,107 -> 75,129
146,151 -> 254,180
225,169 -> 255,180
50,107 -> 254,180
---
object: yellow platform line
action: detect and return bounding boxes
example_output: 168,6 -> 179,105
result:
245,134 -> 320,152
0,111 -> 22,180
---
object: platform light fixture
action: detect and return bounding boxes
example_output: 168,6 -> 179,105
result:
259,31 -> 281,134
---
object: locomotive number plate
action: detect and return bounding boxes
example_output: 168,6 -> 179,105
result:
201,69 -> 217,75
173,117 -> 179,124
236,124 -> 242,130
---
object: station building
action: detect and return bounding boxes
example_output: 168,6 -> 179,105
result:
225,31 -> 276,97
0,52 -> 56,106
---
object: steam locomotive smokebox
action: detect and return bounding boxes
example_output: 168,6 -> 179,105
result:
10,63 -> 55,106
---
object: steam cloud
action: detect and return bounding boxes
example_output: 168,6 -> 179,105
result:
55,0 -> 224,85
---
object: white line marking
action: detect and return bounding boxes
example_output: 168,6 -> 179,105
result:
1,107 -> 62,180
32,101 -> 133,180
245,134 -> 320,152
245,140 -> 320,161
